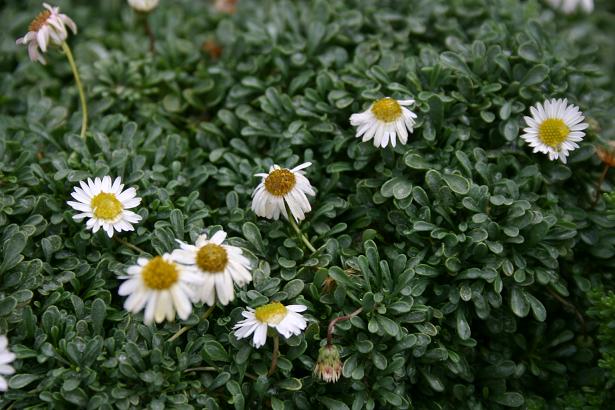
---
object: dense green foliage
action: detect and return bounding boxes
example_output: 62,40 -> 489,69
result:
1,0 -> 615,408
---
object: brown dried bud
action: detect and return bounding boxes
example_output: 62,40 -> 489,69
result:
202,39 -> 222,59
596,141 -> 615,167
214,0 -> 238,14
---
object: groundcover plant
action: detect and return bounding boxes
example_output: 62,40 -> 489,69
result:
1,0 -> 615,408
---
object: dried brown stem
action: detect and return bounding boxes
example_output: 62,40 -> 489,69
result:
547,287 -> 586,335
267,333 -> 280,376
327,307 -> 363,345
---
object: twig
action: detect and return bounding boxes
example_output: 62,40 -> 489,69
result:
168,305 -> 215,342
327,307 -> 363,345
267,333 -> 280,376
547,287 -> 586,335
113,236 -> 146,254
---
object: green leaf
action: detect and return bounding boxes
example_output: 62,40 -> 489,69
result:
443,174 -> 470,195
376,315 -> 399,337
0,296 -> 17,317
0,232 -> 26,272
526,293 -> 547,322
492,392 -> 525,407
203,340 -> 229,362
381,177 -> 412,199
90,298 -> 106,335
9,374 -> 41,389
283,279 -> 304,299
242,222 -> 265,254
441,52 -> 473,78
319,397 -> 350,410
522,64 -> 549,86
510,287 -> 530,318
456,310 -> 471,340
277,377 -> 302,390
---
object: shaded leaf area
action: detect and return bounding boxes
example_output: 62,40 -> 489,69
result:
1,0 -> 615,409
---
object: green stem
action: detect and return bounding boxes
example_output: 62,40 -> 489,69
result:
61,41 -> 88,140
267,333 -> 280,376
168,304 -> 215,342
285,203 -> 316,253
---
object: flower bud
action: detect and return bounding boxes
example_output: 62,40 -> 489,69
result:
314,344 -> 342,383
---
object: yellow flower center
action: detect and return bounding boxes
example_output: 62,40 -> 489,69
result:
141,256 -> 179,290
538,118 -> 569,148
196,243 -> 228,272
264,169 -> 296,196
254,302 -> 287,324
91,192 -> 123,221
29,10 -> 51,32
371,98 -> 402,122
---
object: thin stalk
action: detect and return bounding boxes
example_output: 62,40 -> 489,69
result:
547,287 -> 586,335
327,307 -> 363,345
61,42 -> 87,140
113,236 -> 146,254
141,13 -> 156,53
267,333 -> 280,376
285,203 -> 316,253
591,164 -> 610,208
168,304 -> 215,342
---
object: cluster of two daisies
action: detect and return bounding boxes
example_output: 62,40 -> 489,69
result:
67,163 -> 315,350
353,95 -> 587,164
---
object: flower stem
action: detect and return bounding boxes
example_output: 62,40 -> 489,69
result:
327,307 -> 363,345
267,333 -> 280,376
113,236 -> 146,254
285,203 -> 316,253
168,304 -> 215,342
141,13 -> 156,53
61,42 -> 88,140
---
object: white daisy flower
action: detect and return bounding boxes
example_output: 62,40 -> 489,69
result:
118,254 -> 202,324
127,0 -> 160,12
251,162 -> 316,222
67,176 -> 142,238
15,3 -> 77,65
172,229 -> 252,306
545,0 -> 593,13
233,302 -> 308,348
0,336 -> 15,392
520,98 -> 588,164
350,97 -> 417,148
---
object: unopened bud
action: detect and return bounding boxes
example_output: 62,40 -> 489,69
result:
314,344 -> 342,383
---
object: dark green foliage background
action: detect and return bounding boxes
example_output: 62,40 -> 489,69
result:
1,0 -> 615,408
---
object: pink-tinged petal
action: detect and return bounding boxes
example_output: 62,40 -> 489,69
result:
62,15 -> 77,34
37,28 -> 48,52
